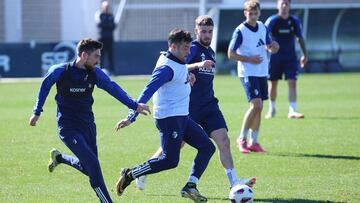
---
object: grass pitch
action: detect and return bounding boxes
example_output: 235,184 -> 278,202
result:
0,73 -> 359,202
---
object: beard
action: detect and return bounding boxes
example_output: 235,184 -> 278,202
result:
200,38 -> 211,47
84,63 -> 95,71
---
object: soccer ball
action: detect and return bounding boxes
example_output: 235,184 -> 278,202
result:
229,184 -> 254,203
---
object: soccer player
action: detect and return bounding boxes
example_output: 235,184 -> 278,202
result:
114,28 -> 216,202
228,0 -> 279,153
134,15 -> 256,191
95,1 -> 116,75
264,0 -> 308,119
28,38 -> 150,203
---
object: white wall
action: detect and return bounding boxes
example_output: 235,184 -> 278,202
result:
61,0 -> 100,41
5,0 -> 22,42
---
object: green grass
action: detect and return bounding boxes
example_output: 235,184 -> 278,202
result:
1,73 -> 359,203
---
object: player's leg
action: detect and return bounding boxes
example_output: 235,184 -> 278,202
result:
249,77 -> 267,152
181,118 -> 216,202
237,77 -> 263,153
135,146 -> 163,190
198,106 -> 238,187
116,116 -> 185,196
266,80 -> 278,119
285,62 -> 304,118
135,142 -> 186,190
266,61 -> 282,119
58,128 -> 113,203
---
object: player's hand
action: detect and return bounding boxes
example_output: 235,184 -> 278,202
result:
136,103 -> 151,115
199,60 -> 214,69
268,41 -> 279,53
29,114 -> 39,126
248,55 -> 263,64
114,118 -> 131,131
300,55 -> 308,68
189,72 -> 196,86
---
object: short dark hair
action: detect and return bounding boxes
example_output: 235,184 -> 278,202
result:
167,28 -> 192,47
195,15 -> 214,27
77,38 -> 103,56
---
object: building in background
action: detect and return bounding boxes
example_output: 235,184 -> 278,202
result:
0,0 -> 359,77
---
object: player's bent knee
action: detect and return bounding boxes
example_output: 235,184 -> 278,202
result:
207,142 -> 216,156
164,158 -> 179,169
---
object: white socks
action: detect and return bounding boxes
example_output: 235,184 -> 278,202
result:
226,168 -> 238,187
289,102 -> 297,113
269,100 -> 276,111
187,176 -> 199,185
249,129 -> 258,144
239,128 -> 249,140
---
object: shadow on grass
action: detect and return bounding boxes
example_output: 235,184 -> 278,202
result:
310,116 -> 360,121
147,194 -> 345,203
254,198 -> 345,203
266,152 -> 360,161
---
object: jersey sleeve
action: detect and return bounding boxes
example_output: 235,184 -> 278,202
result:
265,25 -> 272,45
95,68 -> 138,110
265,15 -> 276,34
228,28 -> 243,52
33,65 -> 64,116
293,16 -> 304,38
186,45 -> 199,64
127,66 -> 174,122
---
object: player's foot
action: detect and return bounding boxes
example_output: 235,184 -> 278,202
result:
116,168 -> 134,196
135,175 -> 147,190
236,138 -> 250,154
288,111 -> 305,119
265,109 -> 276,119
233,177 -> 257,188
181,182 -> 207,202
247,143 -> 266,152
48,148 -> 61,172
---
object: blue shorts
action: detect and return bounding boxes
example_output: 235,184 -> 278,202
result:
269,60 -> 299,81
190,101 -> 228,136
240,76 -> 268,102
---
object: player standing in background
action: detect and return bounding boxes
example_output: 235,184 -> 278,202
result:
265,0 -> 308,119
228,0 -> 279,153
114,28 -> 216,202
29,38 -> 150,203
134,15 -> 256,191
95,1 -> 116,75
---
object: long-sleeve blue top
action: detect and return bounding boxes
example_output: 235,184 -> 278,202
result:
33,61 -> 138,125
127,52 -> 181,122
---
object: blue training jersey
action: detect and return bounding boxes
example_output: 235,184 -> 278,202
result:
33,61 -> 138,126
265,15 -> 303,61
187,41 -> 217,109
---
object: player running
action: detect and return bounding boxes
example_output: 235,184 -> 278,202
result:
29,38 -> 150,203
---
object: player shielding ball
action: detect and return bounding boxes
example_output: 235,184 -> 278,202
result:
114,28 -> 216,202
134,15 -> 256,191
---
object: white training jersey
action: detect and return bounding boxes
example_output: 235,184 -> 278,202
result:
235,21 -> 269,77
153,54 -> 191,119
